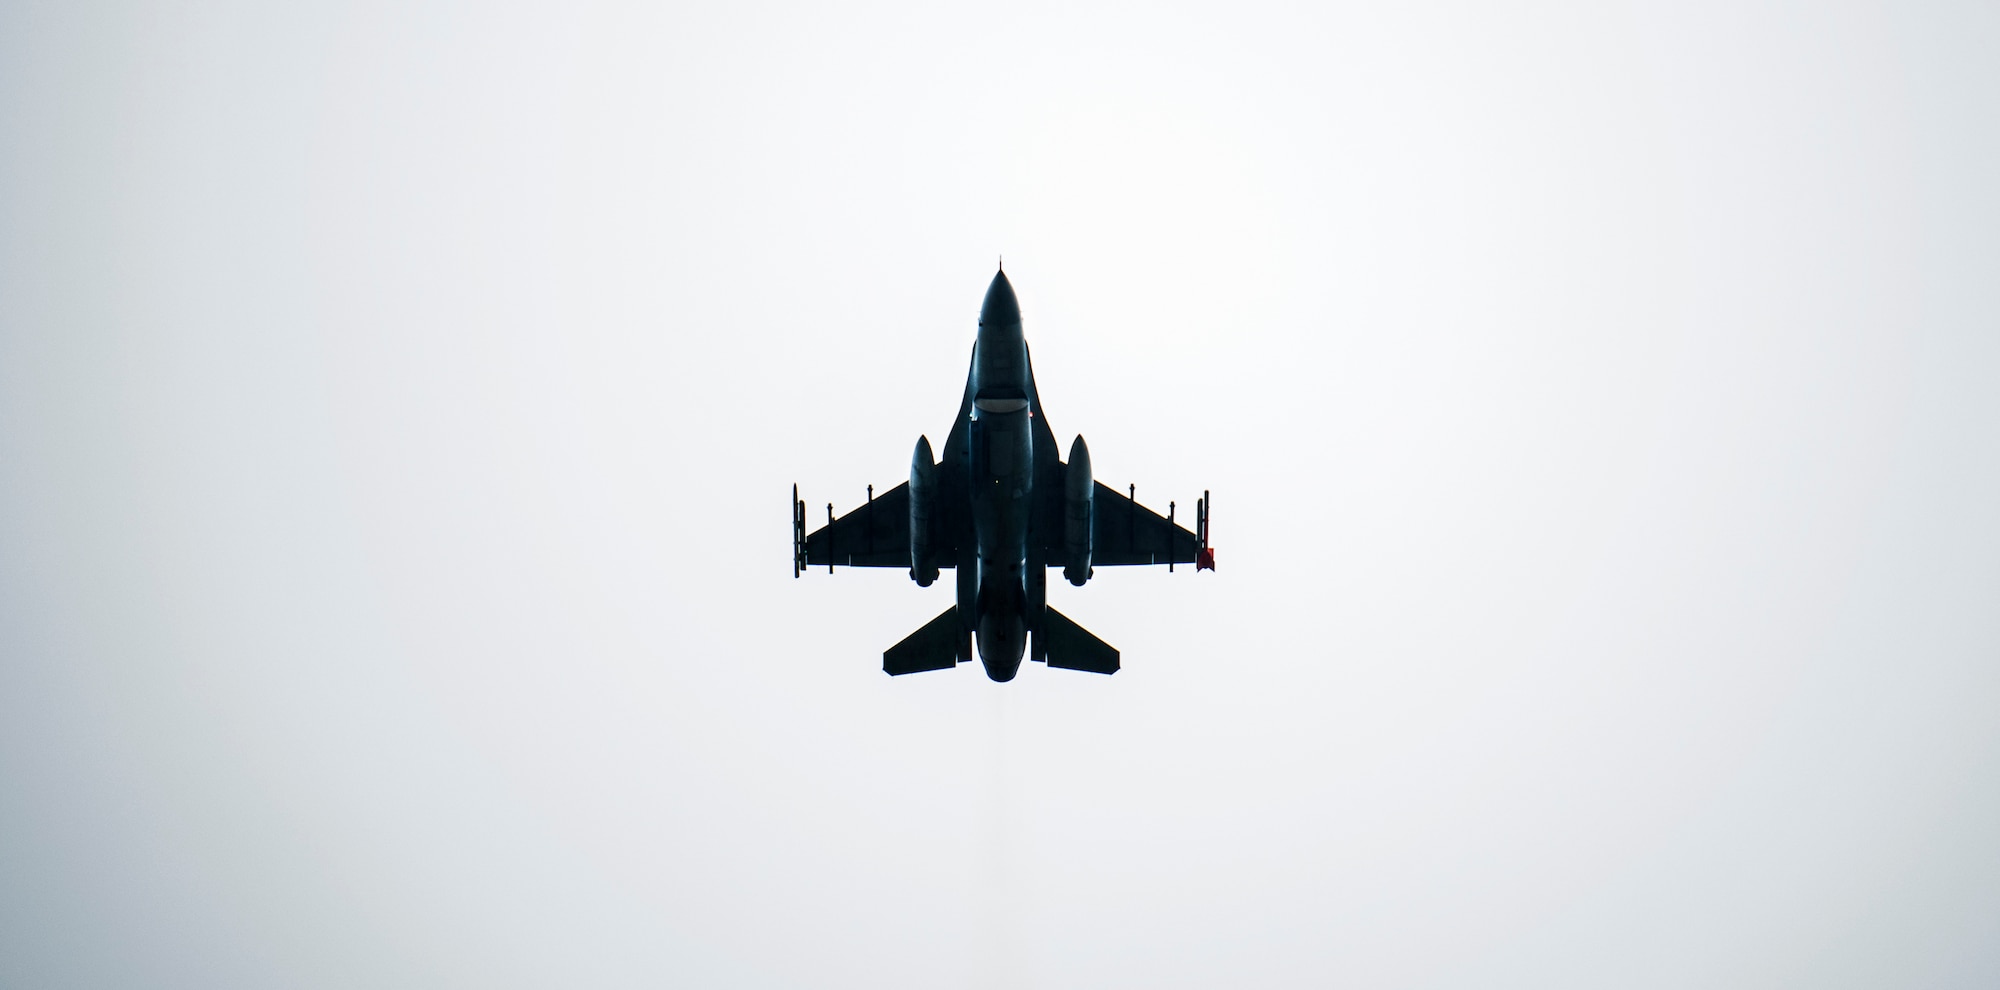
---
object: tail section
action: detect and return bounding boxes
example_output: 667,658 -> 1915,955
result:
884,606 -> 971,676
1038,606 -> 1120,675
886,605 -> 1119,677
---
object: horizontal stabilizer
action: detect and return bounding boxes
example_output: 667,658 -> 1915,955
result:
884,606 -> 968,676
1040,606 -> 1120,675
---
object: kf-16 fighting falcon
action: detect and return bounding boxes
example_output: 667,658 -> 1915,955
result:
792,267 -> 1215,681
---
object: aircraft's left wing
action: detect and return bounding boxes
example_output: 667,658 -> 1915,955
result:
799,482 -> 911,570
1089,481 -> 1209,567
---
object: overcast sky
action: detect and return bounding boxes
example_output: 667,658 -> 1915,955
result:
3,2 -> 1997,987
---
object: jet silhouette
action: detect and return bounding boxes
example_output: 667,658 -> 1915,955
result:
795,268 -> 1214,681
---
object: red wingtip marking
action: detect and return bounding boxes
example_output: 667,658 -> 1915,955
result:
1195,548 -> 1215,571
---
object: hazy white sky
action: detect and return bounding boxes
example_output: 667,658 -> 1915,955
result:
3,2 -> 1997,987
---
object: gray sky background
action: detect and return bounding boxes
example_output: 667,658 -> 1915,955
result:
3,2 -> 1997,987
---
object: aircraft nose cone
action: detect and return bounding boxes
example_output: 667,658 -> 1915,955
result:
980,269 -> 1020,329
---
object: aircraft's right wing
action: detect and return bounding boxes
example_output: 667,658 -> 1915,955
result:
799,482 -> 911,570
1090,481 -> 1206,567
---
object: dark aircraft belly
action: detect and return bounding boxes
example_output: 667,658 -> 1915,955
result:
969,407 -> 1032,679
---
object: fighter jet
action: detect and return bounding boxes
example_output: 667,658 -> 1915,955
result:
792,267 -> 1215,681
